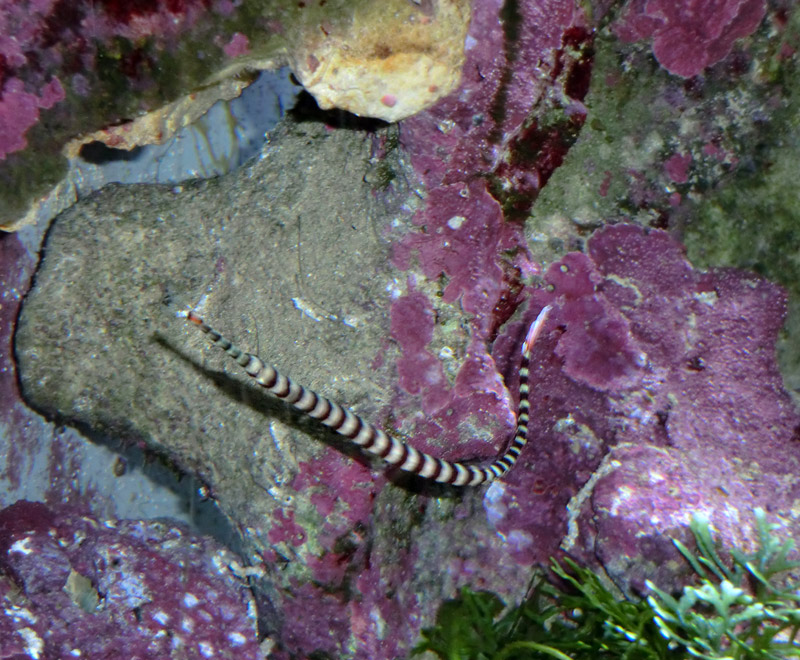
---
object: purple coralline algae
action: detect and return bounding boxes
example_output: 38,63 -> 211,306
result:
0,500 -> 261,659
0,77 -> 64,160
391,0 -> 592,465
614,0 -> 767,78
483,223 -> 800,592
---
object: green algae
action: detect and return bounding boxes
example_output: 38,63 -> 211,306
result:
527,32 -> 675,238
416,509 -> 800,660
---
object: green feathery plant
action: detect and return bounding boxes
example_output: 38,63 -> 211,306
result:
414,509 -> 800,660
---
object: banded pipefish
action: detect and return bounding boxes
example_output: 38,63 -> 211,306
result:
186,304 -> 551,486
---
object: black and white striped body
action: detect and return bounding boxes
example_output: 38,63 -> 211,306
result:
187,305 -> 550,486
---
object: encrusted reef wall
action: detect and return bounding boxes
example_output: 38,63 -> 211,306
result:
4,0 -> 800,658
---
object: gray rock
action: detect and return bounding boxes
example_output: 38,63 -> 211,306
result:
17,118 -> 394,542
15,120 -> 519,658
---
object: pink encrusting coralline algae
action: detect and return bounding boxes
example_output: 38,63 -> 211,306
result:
0,500 -> 262,659
390,0 -> 593,478
481,224 -> 800,593
613,0 -> 767,78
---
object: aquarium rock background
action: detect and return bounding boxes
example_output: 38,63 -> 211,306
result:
2,0 -> 800,658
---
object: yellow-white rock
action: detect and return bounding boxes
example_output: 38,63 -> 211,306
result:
289,0 -> 471,122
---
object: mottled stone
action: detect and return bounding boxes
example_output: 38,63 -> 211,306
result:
498,224 -> 800,595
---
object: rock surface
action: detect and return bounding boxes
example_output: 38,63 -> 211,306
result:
0,500 -> 261,659
289,0 -> 471,122
16,113 -> 800,654
8,0 -> 800,657
17,120 -> 514,659
0,0 -> 469,231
